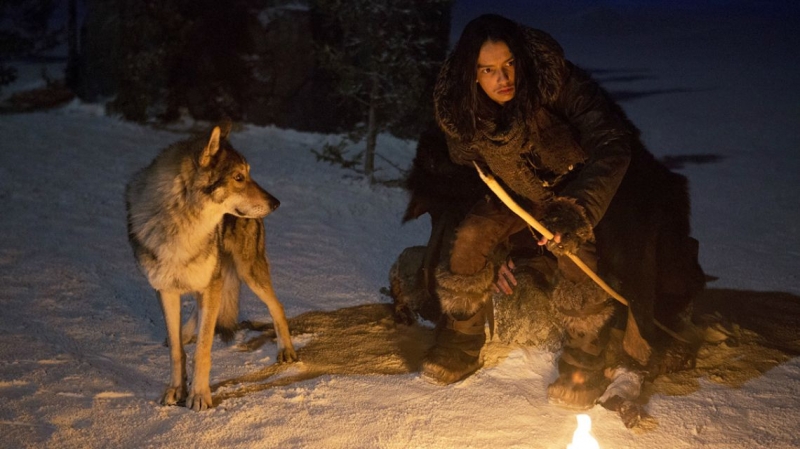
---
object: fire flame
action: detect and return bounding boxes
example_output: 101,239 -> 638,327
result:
567,414 -> 599,449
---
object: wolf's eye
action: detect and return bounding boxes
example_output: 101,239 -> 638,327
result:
233,173 -> 244,182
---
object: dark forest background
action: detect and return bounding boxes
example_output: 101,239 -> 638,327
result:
1,0 -> 456,182
2,0 -> 453,139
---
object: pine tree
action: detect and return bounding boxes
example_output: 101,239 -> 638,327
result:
0,0 -> 60,93
313,0 -> 451,183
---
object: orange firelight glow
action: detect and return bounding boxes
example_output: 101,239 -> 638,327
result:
567,414 -> 599,449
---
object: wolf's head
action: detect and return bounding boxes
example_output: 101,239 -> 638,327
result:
197,125 -> 279,219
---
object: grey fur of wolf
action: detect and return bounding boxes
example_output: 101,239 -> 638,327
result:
125,123 -> 297,411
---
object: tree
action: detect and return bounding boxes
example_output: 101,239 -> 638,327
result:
64,0 -> 78,91
0,0 -> 60,93
313,0 -> 451,183
105,0 -> 189,122
100,0 -> 317,125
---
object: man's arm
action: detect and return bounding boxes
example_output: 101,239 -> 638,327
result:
548,63 -> 634,227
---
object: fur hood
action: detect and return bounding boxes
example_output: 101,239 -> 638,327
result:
434,26 -> 568,144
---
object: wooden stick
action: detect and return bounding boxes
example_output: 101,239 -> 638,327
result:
472,163 -> 630,306
473,163 -> 691,363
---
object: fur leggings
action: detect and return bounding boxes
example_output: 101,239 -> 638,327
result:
438,196 -> 614,369
436,196 -> 527,318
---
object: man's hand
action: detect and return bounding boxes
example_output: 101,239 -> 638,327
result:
494,259 -> 517,295
539,198 -> 594,256
537,232 -> 563,252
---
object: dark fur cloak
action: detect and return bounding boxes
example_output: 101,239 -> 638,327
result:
409,25 -> 705,343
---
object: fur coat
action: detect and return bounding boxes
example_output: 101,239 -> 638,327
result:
425,25 -> 705,342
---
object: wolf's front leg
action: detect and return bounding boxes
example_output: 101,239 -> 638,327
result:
266,293 -> 297,364
158,290 -> 187,405
186,283 -> 222,411
250,277 -> 297,363
246,266 -> 297,363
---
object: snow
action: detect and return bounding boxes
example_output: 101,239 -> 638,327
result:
1,2 -> 799,448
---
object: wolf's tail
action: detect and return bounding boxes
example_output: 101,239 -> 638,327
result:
216,259 -> 241,343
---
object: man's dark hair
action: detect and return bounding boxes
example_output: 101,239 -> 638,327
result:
442,14 -> 538,139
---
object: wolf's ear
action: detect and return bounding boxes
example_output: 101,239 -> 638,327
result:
199,126 -> 221,168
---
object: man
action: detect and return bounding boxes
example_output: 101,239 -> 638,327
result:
418,14 -> 704,408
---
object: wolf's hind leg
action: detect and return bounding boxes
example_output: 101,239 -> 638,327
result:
215,256 -> 242,343
181,308 -> 197,345
181,261 -> 240,345
158,290 -> 187,406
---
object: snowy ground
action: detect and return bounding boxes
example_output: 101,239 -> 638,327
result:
1,2 -> 799,448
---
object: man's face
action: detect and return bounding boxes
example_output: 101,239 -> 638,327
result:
476,40 -> 516,105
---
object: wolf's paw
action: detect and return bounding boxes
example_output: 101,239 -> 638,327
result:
160,385 -> 187,406
186,388 -> 213,411
278,346 -> 298,363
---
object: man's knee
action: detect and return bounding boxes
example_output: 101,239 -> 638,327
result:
449,219 -> 495,275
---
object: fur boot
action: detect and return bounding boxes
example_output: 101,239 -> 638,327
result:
547,275 -> 615,409
421,263 -> 494,384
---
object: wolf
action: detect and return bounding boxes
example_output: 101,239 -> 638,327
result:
125,123 -> 297,411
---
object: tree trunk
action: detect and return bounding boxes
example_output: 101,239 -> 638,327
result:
65,0 -> 79,90
364,74 -> 379,183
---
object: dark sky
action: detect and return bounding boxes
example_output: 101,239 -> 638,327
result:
449,0 -> 800,45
